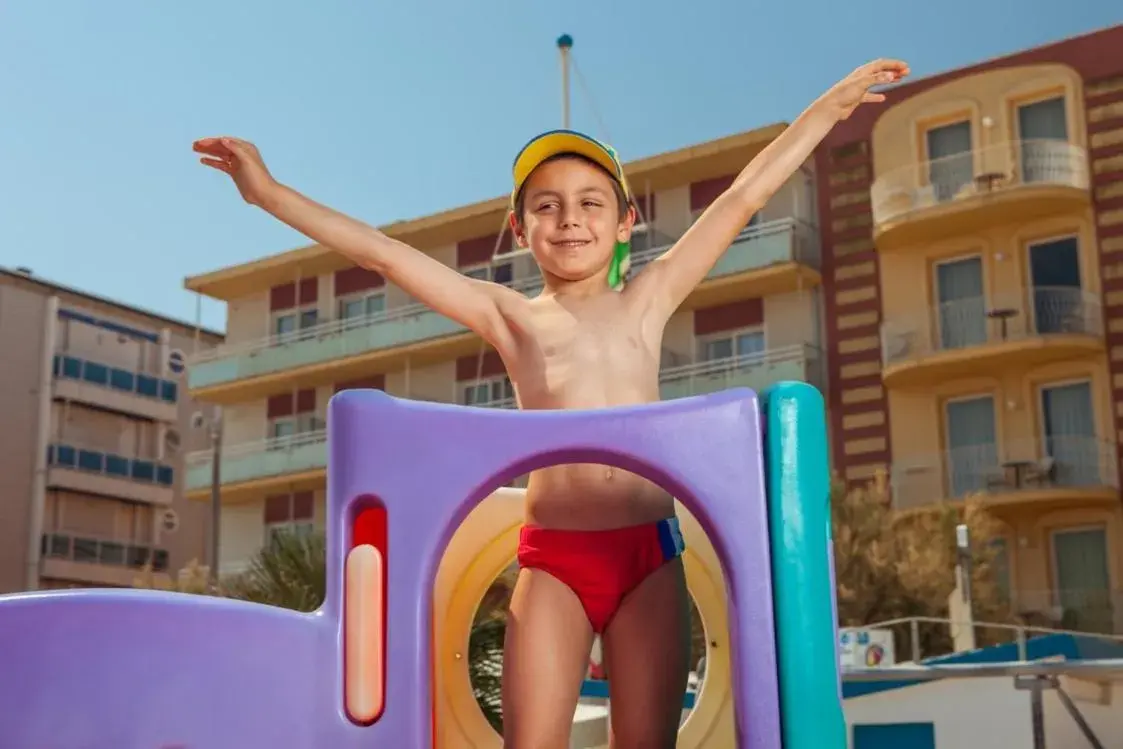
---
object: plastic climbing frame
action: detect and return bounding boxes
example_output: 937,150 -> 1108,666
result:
0,382 -> 844,749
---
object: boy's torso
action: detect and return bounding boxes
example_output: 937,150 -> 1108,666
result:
497,288 -> 676,530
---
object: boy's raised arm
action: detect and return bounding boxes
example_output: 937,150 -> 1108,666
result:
193,137 -> 518,354
627,59 -> 908,321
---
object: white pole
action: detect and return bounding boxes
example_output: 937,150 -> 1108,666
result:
557,34 -> 573,129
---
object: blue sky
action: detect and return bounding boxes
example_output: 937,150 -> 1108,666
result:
1,1 -> 1118,333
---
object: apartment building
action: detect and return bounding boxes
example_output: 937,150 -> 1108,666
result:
0,266 -> 224,592
180,125 -> 825,573
816,24 -> 1123,632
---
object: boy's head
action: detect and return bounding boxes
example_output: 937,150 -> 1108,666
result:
508,130 -> 636,289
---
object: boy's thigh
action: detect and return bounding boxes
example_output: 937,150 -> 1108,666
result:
501,567 -> 595,748
602,558 -> 691,748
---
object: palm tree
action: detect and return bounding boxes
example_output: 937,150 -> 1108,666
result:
221,529 -> 326,612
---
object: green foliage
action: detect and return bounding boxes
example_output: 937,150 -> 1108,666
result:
831,473 -> 1012,657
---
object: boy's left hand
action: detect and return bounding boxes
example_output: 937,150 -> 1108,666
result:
821,59 -> 910,120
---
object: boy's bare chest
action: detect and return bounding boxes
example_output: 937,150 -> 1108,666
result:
509,301 -> 660,404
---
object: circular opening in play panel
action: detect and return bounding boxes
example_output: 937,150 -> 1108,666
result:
466,561 -> 709,744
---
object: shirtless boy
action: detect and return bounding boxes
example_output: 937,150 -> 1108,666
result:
195,57 -> 907,748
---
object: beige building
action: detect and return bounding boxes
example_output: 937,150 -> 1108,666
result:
0,266 -> 224,592
180,126 -> 826,574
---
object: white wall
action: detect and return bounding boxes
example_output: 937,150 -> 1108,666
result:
218,489 -> 328,574
845,676 -> 1123,749
224,291 -> 269,344
762,291 -> 819,350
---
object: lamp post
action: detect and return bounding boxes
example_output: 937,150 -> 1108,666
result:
195,406 -> 223,589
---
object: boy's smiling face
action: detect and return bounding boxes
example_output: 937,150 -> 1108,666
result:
511,155 -> 634,287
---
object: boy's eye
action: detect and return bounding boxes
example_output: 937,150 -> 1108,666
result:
582,200 -> 602,208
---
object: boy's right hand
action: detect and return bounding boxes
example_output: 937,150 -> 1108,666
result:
193,136 -> 277,207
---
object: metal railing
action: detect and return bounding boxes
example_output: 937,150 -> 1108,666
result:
870,139 -> 1090,226
53,354 -> 178,404
881,285 -> 1102,366
186,275 -> 547,366
890,435 -> 1119,510
187,218 -> 821,369
47,442 -> 174,487
844,613 -> 1123,664
1009,589 -> 1123,636
40,532 -> 169,572
659,343 -> 825,395
185,343 -> 825,485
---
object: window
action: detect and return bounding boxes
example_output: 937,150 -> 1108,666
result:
925,120 -> 972,202
273,307 -> 318,338
1040,380 -> 1097,486
1017,97 -> 1069,184
338,292 -> 386,321
465,262 -> 513,285
698,328 -> 765,361
462,376 -> 514,407
268,412 -> 325,444
1051,526 -> 1112,633
934,256 -> 985,349
264,493 -> 314,546
1028,236 -> 1081,334
943,395 -> 997,497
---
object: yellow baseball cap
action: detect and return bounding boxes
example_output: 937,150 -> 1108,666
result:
510,129 -> 631,209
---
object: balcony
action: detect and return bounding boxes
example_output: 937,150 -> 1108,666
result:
187,343 -> 824,501
870,140 -> 1090,249
185,218 -> 821,402
659,344 -> 825,401
39,532 -> 169,587
47,443 -> 175,506
891,435 -> 1119,512
185,429 -> 328,500
52,354 -> 179,421
881,286 -> 1104,388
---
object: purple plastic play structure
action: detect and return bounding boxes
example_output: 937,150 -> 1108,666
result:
0,388 -> 798,748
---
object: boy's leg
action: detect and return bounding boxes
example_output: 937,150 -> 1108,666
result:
502,567 -> 596,749
601,557 -> 691,749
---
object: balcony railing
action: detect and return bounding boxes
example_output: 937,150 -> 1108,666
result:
53,354 -> 178,404
890,435 -> 1119,510
1007,588 -> 1123,635
186,342 -> 824,493
881,286 -> 1102,367
186,218 -> 820,391
185,428 -> 328,491
870,139 -> 1090,227
40,532 -> 169,572
47,443 -> 174,487
659,343 -> 824,401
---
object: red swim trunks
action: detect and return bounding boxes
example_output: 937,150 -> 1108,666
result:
516,516 -> 686,633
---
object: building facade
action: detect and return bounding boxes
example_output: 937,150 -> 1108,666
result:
818,24 -> 1123,632
0,266 -> 224,592
182,23 -> 1123,633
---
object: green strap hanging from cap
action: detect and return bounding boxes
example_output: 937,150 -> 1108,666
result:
608,239 -> 631,291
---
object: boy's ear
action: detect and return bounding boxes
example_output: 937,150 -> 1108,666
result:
509,211 -> 528,248
616,204 -> 637,243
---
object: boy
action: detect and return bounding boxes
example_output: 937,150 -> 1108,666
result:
194,57 -> 907,748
